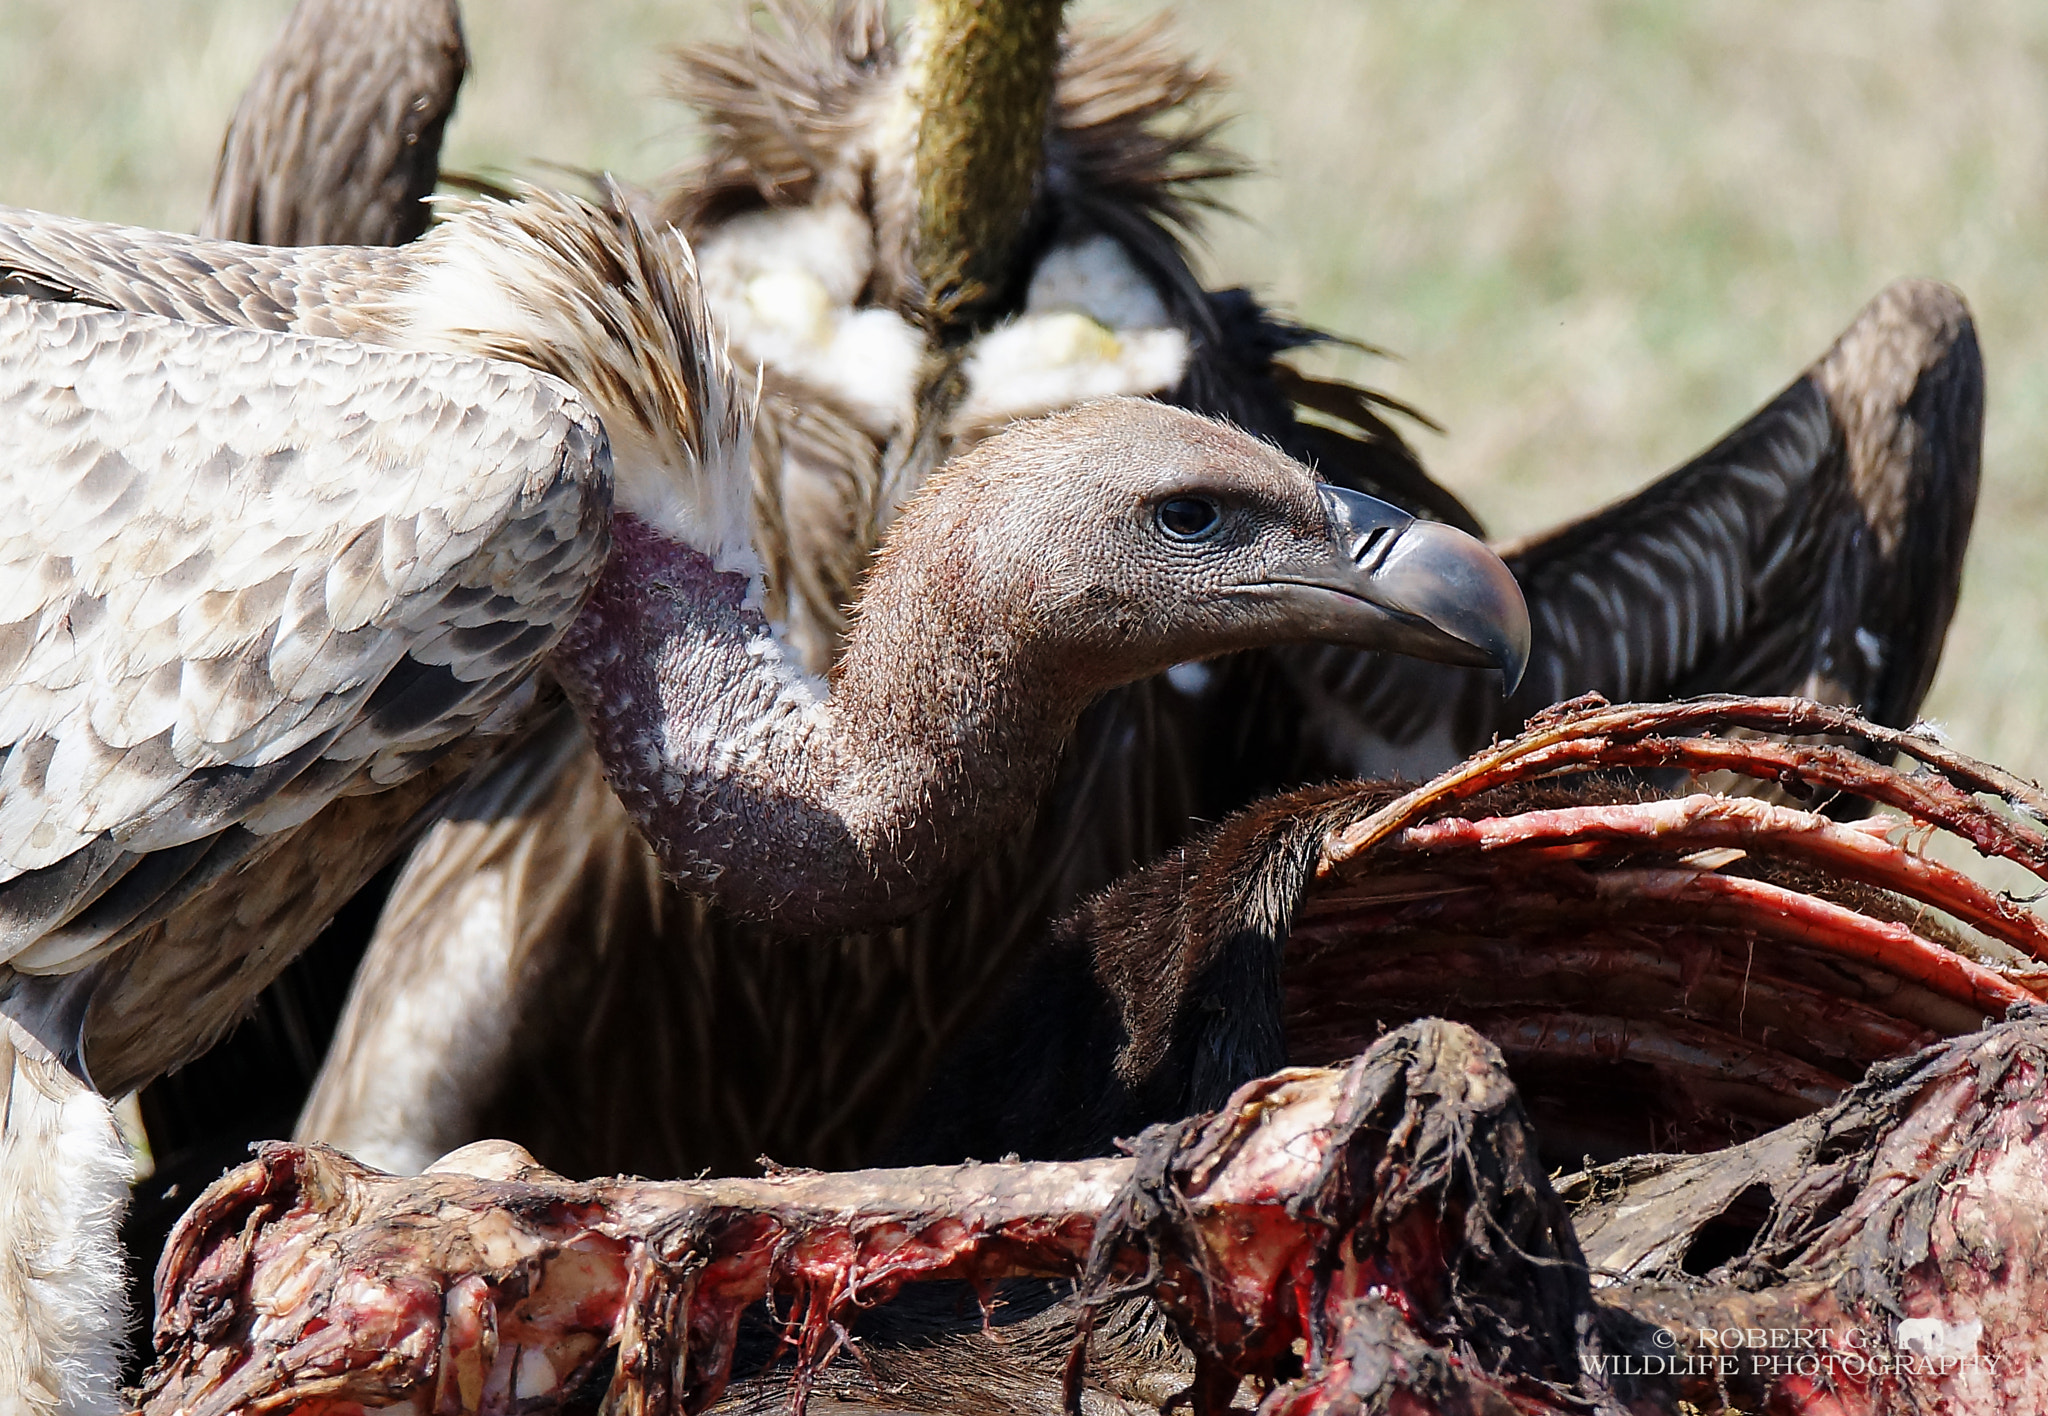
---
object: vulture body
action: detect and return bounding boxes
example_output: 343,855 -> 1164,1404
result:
0,185 -> 1525,1412
284,1 -> 1981,1187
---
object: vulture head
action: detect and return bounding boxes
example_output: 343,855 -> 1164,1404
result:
847,397 -> 1528,706
555,381 -> 1529,932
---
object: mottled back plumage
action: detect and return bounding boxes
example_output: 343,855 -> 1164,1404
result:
0,205 -> 404,338
0,292 -> 611,1057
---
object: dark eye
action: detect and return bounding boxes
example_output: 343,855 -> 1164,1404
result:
1157,496 -> 1222,541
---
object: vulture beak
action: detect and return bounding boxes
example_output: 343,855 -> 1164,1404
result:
1272,485 -> 1531,692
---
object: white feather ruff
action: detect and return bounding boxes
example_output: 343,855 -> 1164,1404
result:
953,314 -> 1188,434
393,190 -> 757,570
0,1027 -> 132,1416
947,233 -> 1190,432
1025,233 -> 1174,331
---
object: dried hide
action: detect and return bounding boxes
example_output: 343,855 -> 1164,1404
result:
140,1011 -> 2048,1415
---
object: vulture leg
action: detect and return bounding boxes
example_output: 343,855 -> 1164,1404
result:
1288,278 -> 1982,780
201,0 -> 468,246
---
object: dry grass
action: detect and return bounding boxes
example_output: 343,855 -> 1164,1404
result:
5,0 -> 2046,777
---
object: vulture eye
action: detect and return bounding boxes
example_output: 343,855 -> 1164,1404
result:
1157,496 -> 1223,542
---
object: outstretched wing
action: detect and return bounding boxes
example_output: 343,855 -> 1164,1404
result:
201,0 -> 467,248
0,295 -> 611,984
1287,278 -> 1982,777
0,204 -> 405,338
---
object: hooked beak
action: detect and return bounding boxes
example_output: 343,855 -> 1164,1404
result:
1265,485 -> 1531,692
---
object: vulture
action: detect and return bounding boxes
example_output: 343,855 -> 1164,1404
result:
272,0 -> 1980,1190
0,190 -> 1526,1413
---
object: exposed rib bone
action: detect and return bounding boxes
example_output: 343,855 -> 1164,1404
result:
1386,794 -> 2048,960
1323,694 -> 2048,881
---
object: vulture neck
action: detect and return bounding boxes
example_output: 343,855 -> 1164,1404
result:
391,192 -> 1092,927
551,514 -> 1085,932
902,0 -> 1067,327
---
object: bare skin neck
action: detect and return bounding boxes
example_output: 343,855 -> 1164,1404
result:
376,191 -> 1100,930
551,514 -> 1092,932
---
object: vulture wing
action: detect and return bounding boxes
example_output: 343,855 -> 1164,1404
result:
201,0 -> 467,248
1287,279 -> 1982,778
0,295 -> 609,1070
0,204 -> 404,338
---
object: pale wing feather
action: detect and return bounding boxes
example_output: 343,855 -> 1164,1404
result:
0,296 -> 611,972
0,203 -> 406,338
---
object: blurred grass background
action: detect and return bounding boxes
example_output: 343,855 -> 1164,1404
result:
5,0 -> 2045,776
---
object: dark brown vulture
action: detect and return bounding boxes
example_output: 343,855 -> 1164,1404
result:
284,0 -> 1981,1190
